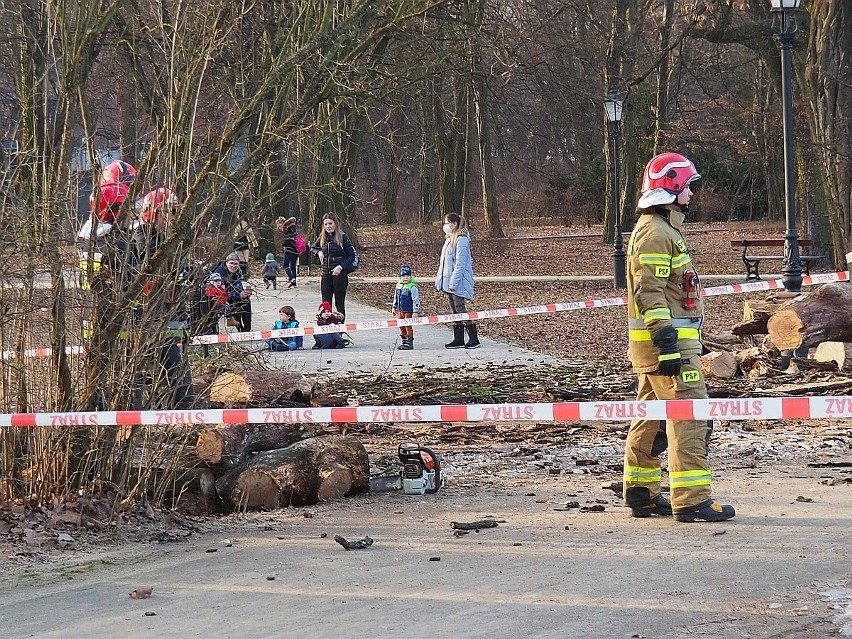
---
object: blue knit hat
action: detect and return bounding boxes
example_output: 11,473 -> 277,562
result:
266,253 -> 275,261
399,265 -> 412,277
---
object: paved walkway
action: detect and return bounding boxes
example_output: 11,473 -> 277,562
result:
234,275 -> 568,376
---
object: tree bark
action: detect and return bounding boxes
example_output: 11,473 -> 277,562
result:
805,0 -> 852,267
214,436 -> 369,510
195,422 -> 330,464
767,283 -> 852,350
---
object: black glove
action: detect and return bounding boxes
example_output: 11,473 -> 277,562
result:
651,326 -> 682,377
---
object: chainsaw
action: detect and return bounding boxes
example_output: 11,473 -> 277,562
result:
398,443 -> 442,495
369,443 -> 442,494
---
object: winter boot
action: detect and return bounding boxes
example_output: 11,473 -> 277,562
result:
397,336 -> 412,350
445,325 -> 466,349
674,500 -> 736,523
464,324 -> 481,349
408,336 -> 414,350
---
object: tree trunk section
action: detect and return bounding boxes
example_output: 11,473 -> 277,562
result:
214,436 -> 369,510
195,422 -> 331,464
731,300 -> 783,336
699,351 -> 738,378
814,342 -> 852,372
767,283 -> 852,350
209,371 -> 314,405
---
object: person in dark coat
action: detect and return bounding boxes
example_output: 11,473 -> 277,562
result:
276,216 -> 299,288
311,213 -> 357,319
212,253 -> 253,332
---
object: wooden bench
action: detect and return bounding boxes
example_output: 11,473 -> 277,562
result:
730,238 -> 822,280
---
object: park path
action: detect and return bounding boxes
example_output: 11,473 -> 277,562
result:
240,274 -> 570,376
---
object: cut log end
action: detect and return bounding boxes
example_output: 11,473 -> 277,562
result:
233,470 -> 280,509
316,466 -> 353,502
767,309 -> 806,350
814,342 -> 852,372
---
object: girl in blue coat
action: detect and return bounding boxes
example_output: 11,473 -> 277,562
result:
435,213 -> 479,349
267,305 -> 303,351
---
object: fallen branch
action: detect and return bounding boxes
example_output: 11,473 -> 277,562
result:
450,520 -> 499,530
334,535 -> 374,550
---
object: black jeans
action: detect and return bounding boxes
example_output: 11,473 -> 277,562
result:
321,273 -> 349,319
233,298 -> 252,332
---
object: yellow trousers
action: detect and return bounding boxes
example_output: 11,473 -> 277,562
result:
623,355 -> 713,510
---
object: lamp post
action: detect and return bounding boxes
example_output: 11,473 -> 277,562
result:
604,88 -> 626,289
770,0 -> 803,293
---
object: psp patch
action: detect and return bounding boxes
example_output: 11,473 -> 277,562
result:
655,266 -> 671,278
681,370 -> 700,383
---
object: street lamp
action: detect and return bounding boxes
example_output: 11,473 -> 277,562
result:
770,0 -> 803,293
604,88 -> 626,289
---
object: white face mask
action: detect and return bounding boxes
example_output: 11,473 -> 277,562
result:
442,223 -> 452,235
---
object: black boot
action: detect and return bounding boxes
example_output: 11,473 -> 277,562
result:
464,324 -> 480,349
408,336 -> 414,350
445,325 -> 465,349
674,500 -> 736,523
397,336 -> 412,350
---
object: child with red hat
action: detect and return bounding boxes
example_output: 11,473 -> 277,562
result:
312,301 -> 346,349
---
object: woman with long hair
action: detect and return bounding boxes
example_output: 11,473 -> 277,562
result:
435,212 -> 479,349
312,213 -> 357,319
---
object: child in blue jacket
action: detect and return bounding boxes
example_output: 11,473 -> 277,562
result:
267,305 -> 303,351
392,265 -> 420,350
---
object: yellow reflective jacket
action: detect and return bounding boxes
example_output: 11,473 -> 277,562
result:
627,210 -> 704,373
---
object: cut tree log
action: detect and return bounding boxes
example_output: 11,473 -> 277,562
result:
731,300 -> 783,336
702,331 -> 742,352
767,283 -> 852,350
814,342 -> 852,372
214,435 -> 369,510
195,422 -> 332,465
209,371 -> 315,405
699,351 -> 738,378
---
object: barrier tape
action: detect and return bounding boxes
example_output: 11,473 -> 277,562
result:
1,396 -> 851,427
4,271 -> 849,359
189,270 -> 850,345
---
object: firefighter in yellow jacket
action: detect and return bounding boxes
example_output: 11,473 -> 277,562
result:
623,152 -> 735,523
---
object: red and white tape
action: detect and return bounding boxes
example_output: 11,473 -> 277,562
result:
189,270 -> 850,345
2,395 -> 851,427
4,271 -> 849,359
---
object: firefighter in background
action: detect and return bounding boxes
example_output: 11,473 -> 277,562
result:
131,187 -> 196,410
78,159 -> 136,288
623,152 -> 735,523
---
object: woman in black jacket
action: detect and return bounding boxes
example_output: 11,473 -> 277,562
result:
311,213 -> 357,319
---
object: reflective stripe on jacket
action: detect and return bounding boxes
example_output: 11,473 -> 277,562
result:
627,210 -> 704,373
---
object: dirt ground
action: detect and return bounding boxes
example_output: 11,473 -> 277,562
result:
2,220 -> 851,638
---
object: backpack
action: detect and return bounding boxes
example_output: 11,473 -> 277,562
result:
346,250 -> 360,273
294,233 -> 307,254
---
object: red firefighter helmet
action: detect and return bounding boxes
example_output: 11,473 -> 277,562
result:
138,187 -> 177,223
89,181 -> 130,224
99,159 -> 137,186
637,152 -> 701,209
